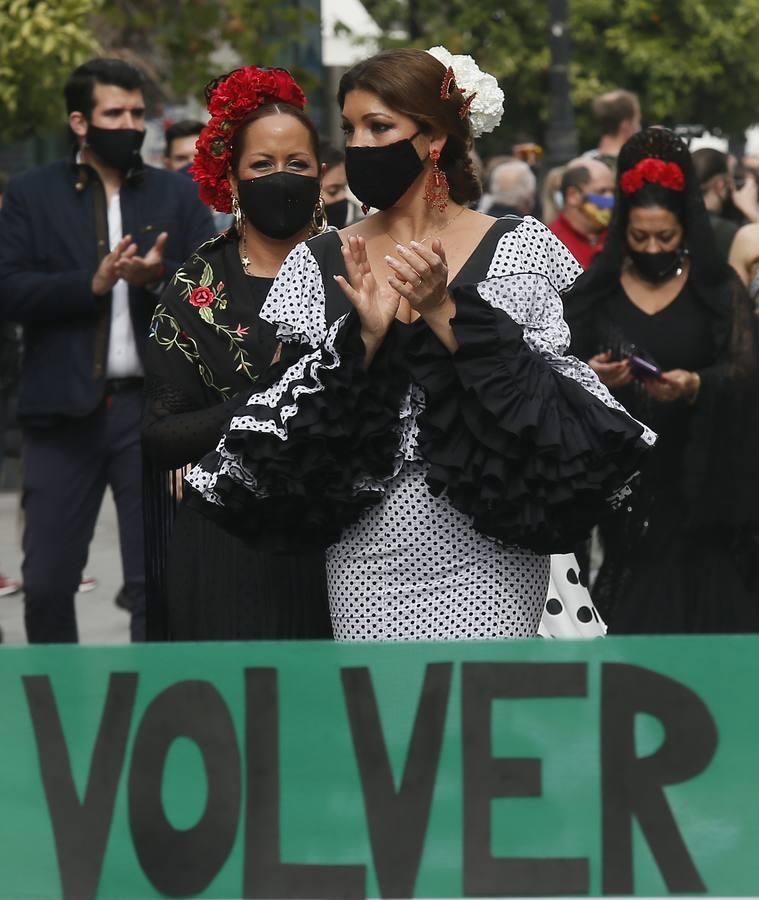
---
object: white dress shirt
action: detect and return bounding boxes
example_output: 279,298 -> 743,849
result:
105,190 -> 143,378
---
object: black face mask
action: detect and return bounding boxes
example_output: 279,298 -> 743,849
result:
325,197 -> 349,228
237,172 -> 321,240
629,248 -> 684,283
345,133 -> 424,211
86,125 -> 144,173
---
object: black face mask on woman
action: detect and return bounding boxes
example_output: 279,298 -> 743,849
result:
237,172 -> 321,240
629,248 -> 684,284
86,125 -> 145,173
345,133 -> 424,211
325,198 -> 349,228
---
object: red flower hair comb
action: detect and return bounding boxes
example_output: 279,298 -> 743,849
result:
620,157 -> 685,195
190,66 -> 306,213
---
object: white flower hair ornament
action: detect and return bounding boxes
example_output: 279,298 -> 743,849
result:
426,46 -> 505,138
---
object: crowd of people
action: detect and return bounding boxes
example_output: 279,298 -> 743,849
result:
1,48 -> 759,644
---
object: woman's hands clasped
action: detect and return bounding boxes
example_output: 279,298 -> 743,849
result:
384,238 -> 451,320
335,236 -> 457,363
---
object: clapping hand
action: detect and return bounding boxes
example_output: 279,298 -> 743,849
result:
115,231 -> 168,288
92,232 -> 168,295
334,235 -> 400,361
384,238 -> 451,319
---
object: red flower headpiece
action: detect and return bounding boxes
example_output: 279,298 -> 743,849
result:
190,66 -> 306,213
620,157 -> 685,196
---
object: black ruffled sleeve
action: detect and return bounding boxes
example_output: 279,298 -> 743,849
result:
185,310 -> 406,547
407,284 -> 654,553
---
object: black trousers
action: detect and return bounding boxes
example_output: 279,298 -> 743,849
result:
21,387 -> 145,643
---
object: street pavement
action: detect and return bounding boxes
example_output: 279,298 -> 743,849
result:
0,488 -> 130,644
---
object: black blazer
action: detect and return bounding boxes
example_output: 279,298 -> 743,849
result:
0,156 -> 215,422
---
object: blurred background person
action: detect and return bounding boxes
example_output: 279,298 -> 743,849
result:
566,127 -> 759,634
691,148 -> 758,259
729,219 -> 759,310
584,89 -> 641,172
540,164 -> 566,225
549,157 -> 614,269
319,140 -> 362,228
0,58 -> 214,643
163,119 -> 204,172
479,158 -> 536,218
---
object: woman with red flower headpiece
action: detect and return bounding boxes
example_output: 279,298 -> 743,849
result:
141,66 -> 332,640
180,49 -> 655,643
566,127 -> 759,634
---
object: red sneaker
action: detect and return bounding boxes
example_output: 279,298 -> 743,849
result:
0,574 -> 21,597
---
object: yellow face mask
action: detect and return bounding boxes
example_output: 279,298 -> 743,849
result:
582,192 -> 615,228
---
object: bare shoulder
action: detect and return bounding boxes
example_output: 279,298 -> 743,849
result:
733,222 -> 759,253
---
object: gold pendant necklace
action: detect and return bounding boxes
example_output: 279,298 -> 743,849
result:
384,205 -> 466,247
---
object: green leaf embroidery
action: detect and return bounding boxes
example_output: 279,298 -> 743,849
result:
199,262 -> 214,288
199,306 -> 214,324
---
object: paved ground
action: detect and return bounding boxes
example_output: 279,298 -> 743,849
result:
0,488 -> 130,644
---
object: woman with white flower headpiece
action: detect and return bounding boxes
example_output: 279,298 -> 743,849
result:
184,47 -> 656,641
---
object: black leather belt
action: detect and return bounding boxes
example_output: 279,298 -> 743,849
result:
105,377 -> 144,394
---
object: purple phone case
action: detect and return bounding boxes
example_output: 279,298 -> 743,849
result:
629,354 -> 661,379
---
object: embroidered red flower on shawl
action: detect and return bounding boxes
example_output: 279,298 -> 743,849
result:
188,286 -> 215,308
620,157 -> 685,195
190,67 -> 307,213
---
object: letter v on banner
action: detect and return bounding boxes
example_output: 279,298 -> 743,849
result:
341,663 -> 453,898
23,673 -> 138,900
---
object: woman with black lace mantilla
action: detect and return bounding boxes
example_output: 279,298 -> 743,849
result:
566,128 -> 759,633
142,67 -> 332,639
184,48 -> 655,642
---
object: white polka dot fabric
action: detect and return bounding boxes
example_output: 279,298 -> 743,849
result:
328,461 -> 549,640
478,218 -> 656,447
184,218 -> 652,642
539,553 -> 607,638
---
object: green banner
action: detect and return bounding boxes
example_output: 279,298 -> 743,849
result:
0,636 -> 757,899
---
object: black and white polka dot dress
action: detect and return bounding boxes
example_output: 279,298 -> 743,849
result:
186,217 -> 655,641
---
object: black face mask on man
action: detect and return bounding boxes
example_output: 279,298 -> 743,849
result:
629,248 -> 685,284
86,125 -> 145,174
237,171 -> 321,240
345,132 -> 424,211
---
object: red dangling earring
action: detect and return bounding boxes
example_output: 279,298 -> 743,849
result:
424,148 -> 449,212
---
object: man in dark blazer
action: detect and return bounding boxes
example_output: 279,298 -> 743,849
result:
0,58 -> 215,643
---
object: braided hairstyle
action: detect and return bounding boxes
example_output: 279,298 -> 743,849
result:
337,49 -> 481,206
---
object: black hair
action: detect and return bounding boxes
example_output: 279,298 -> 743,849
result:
560,165 -> 591,197
64,58 -> 145,118
165,119 -> 205,156
569,127 -> 730,309
691,147 -> 729,187
319,139 -> 344,171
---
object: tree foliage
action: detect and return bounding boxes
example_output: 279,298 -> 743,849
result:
364,0 -> 759,151
0,0 -> 101,141
93,0 -> 320,103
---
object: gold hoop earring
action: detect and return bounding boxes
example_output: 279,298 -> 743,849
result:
311,193 -> 327,236
232,195 -> 244,232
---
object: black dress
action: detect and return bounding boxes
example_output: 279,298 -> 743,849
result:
142,232 -> 331,640
568,278 -> 759,633
183,218 -> 655,640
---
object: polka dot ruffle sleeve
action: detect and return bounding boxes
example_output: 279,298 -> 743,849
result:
184,243 -> 406,547
404,218 -> 657,553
